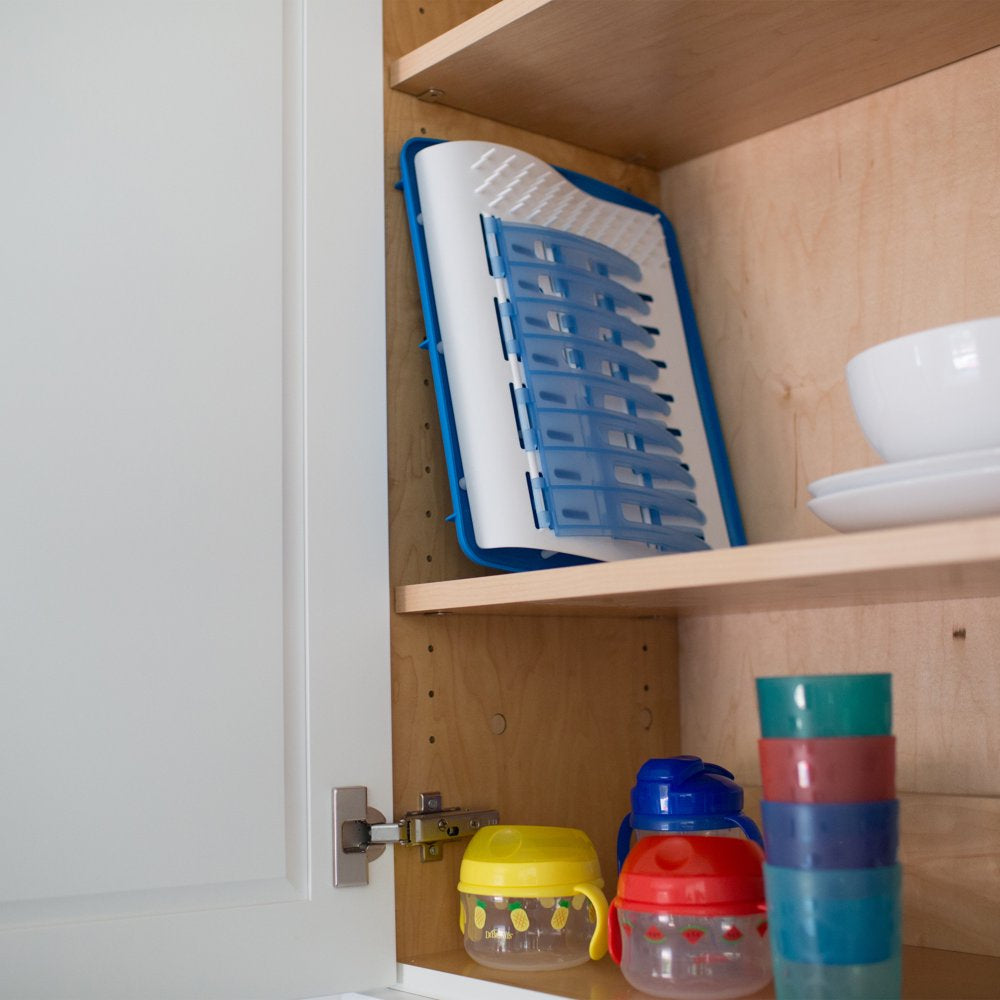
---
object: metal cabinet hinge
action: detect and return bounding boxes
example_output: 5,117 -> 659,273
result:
332,787 -> 499,887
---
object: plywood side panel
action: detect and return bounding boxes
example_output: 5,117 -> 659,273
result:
391,614 -> 679,961
659,46 -> 1000,546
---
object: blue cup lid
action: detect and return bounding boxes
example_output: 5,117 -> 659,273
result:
630,755 -> 744,826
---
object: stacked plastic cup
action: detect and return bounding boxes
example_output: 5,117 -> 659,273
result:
756,673 -> 901,1000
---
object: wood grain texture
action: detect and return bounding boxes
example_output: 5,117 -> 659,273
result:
389,0 -> 1000,168
659,45 -> 1000,546
391,614 -> 679,961
898,793 -> 1000,957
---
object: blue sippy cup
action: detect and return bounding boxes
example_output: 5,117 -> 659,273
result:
617,755 -> 764,870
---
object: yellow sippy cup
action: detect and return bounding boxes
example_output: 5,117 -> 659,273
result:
458,825 -> 609,971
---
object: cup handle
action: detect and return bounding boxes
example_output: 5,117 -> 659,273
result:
615,814 -> 633,872
607,899 -> 622,964
573,882 -> 609,961
728,812 -> 765,849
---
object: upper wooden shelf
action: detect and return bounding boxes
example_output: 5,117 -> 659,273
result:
395,516 -> 1000,618
389,0 -> 1000,169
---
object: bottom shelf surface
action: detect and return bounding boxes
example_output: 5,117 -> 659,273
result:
399,945 -> 1000,1000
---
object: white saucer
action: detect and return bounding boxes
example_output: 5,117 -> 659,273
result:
808,446 -> 1000,498
807,462 -> 1000,532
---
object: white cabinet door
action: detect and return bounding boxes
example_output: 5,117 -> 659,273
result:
0,2 -> 394,996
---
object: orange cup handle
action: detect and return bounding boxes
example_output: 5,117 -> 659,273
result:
607,899 -> 622,964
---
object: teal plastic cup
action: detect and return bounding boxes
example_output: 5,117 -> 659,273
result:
764,864 -> 901,966
772,951 -> 901,1000
756,674 -> 892,738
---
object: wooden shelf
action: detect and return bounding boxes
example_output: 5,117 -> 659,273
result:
388,0 -> 1000,169
400,944 -> 1000,999
395,516 -> 1000,618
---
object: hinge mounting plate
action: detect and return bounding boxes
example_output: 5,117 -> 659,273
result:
332,787 -> 499,887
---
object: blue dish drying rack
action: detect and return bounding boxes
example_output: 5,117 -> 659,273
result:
399,138 -> 743,572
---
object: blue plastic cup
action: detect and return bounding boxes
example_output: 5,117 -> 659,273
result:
772,951 -> 901,1000
764,864 -> 901,965
761,800 -> 899,869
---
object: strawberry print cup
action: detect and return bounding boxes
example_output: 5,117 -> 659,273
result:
609,836 -> 771,999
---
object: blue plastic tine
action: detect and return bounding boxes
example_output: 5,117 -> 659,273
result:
512,296 -> 655,348
526,370 -> 672,418
544,484 -> 709,548
494,219 -> 643,282
530,407 -> 684,457
547,483 -> 706,527
519,332 -> 661,382
507,262 -> 650,316
604,484 -> 707,525
542,448 -> 695,494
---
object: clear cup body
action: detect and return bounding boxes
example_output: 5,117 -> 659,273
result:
460,891 -> 597,971
614,908 -> 772,1000
636,828 -> 746,841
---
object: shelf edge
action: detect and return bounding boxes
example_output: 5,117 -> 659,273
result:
395,516 -> 1000,616
389,0 -> 550,91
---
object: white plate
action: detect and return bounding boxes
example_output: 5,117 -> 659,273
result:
807,463 -> 1000,532
808,446 -> 1000,498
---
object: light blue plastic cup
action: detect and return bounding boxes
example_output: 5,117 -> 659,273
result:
772,951 -> 901,1000
764,864 -> 901,965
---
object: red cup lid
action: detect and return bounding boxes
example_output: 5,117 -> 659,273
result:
614,835 -> 765,916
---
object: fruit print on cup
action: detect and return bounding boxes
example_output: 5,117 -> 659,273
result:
508,901 -> 530,932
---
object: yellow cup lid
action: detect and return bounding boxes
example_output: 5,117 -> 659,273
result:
458,825 -> 604,897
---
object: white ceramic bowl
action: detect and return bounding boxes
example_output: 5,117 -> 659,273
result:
846,316 -> 1000,463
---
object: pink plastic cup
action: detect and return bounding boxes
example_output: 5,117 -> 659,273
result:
758,736 -> 896,803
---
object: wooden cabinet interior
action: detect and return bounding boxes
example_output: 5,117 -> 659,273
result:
384,1 -> 1000,993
